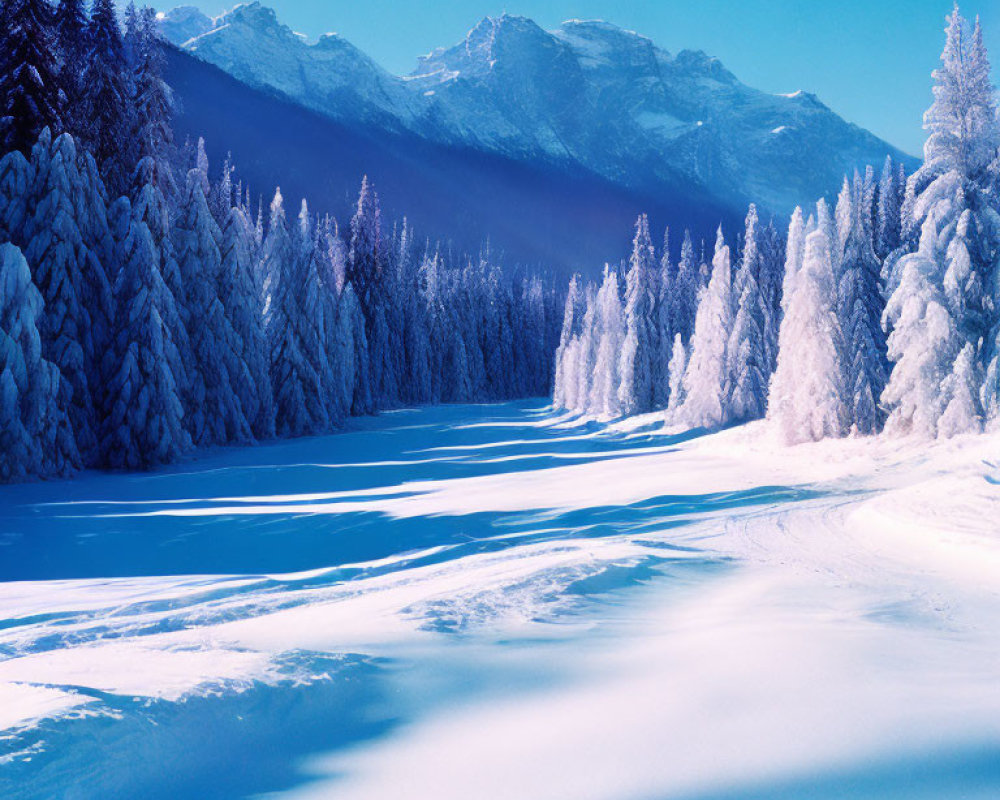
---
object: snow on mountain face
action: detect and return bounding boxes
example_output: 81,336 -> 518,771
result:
156,5 -> 215,45
170,2 -> 422,130
163,4 -> 917,213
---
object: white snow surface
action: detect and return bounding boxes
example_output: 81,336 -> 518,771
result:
2,401 -> 999,797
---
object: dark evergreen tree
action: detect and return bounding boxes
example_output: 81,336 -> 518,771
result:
0,0 -> 62,155
85,0 -> 135,196
54,0 -> 89,136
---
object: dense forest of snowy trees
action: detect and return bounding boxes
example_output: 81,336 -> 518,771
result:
555,5 -> 1000,445
0,0 -> 561,481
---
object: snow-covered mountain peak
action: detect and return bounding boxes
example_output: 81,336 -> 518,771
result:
211,2 -> 289,40
412,13 -> 560,85
156,5 -> 214,45
669,49 -> 736,83
162,3 -> 917,214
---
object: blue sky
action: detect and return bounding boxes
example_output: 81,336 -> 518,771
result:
185,1 -> 999,155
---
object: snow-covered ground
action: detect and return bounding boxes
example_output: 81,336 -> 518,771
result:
1,401 -> 998,799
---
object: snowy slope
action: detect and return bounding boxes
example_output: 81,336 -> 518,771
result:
2,402 -> 999,798
159,5 -> 918,213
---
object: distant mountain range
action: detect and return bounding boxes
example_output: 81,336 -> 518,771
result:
159,3 -> 918,274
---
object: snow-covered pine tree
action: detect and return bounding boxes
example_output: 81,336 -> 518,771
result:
342,280 -> 372,417
835,177 -> 853,265
680,228 -> 733,429
939,342 -> 983,437
0,242 -> 78,481
220,202 -> 274,439
758,217 -> 785,373
653,227 -> 673,409
768,227 -> 845,444
418,247 -> 445,404
174,168 -> 250,446
102,199 -> 190,469
672,229 -> 699,343
130,156 -> 188,402
781,207 -> 806,319
0,0 -> 61,156
0,149 -> 33,247
618,214 -> 658,415
840,179 -> 890,435
520,276 -> 549,397
553,274 -> 583,409
313,214 -> 349,422
591,268 -> 626,418
886,6 -> 999,433
666,334 -> 686,415
882,216 -> 959,437
725,205 -> 769,423
293,200 -> 331,425
24,131 -> 99,461
347,176 -> 387,407
396,223 -> 432,405
266,190 -> 329,437
876,156 -> 903,260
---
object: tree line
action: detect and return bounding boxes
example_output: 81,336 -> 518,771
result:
555,6 -> 1000,444
0,0 -> 562,481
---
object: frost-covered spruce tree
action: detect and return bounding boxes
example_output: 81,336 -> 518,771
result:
267,191 -> 329,437
102,201 -> 190,470
653,228 -> 673,409
70,148 -> 114,397
680,228 -> 733,429
24,131 -> 99,461
876,156 -> 903,260
590,268 -> 626,418
174,168 -> 250,446
839,183 -> 889,435
0,243 -> 78,481
220,203 -> 274,439
342,281 -> 372,416
768,228 -> 846,444
85,0 -> 135,197
781,207 -> 807,316
292,201 -> 331,425
552,274 -> 583,409
939,342 -> 983,437
314,215 -> 350,422
520,276 -> 549,397
618,215 -> 658,415
0,0 -> 62,156
835,177 -> 853,265
726,207 -> 769,423
480,259 -> 514,400
666,334 -> 686,415
758,217 -> 785,373
886,6 -> 999,433
418,247 -> 445,404
131,156 -> 188,398
672,229 -> 699,343
0,149 -> 33,248
398,227 -> 433,405
882,215 -> 960,437
573,284 -> 599,414
347,176 -> 387,407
